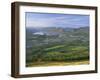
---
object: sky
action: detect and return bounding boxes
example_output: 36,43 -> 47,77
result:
26,12 -> 89,28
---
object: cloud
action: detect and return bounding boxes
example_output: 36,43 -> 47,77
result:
26,18 -> 52,27
26,13 -> 89,28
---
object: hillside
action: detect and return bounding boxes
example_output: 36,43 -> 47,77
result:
26,27 -> 89,67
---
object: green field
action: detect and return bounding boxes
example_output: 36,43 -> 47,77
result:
26,44 -> 89,67
26,27 -> 89,67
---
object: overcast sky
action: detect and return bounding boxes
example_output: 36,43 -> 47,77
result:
26,12 -> 89,28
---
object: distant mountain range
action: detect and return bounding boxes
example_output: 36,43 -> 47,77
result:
26,26 -> 89,36
26,26 -> 89,49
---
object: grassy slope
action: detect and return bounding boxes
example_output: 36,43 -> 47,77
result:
26,44 -> 89,67
26,60 -> 89,67
26,27 -> 89,67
